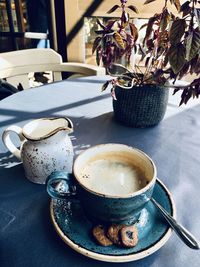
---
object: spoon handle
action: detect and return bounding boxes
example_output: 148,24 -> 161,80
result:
151,198 -> 200,250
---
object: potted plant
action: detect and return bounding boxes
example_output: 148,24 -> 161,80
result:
93,0 -> 200,127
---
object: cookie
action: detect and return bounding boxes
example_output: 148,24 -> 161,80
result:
107,224 -> 124,245
92,225 -> 113,246
120,225 -> 138,247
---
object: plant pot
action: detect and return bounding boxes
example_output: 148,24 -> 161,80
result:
113,84 -> 169,127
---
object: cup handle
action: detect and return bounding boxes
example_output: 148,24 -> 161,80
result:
46,171 -> 77,200
2,125 -> 26,160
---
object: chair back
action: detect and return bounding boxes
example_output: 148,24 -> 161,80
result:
0,48 -> 105,89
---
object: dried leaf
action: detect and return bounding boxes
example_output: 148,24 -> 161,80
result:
169,19 -> 186,45
92,37 -> 102,54
129,23 -> 138,41
128,5 -> 139,14
144,0 -> 157,4
113,32 -> 125,49
168,43 -> 186,74
107,5 -> 120,14
186,28 -> 200,61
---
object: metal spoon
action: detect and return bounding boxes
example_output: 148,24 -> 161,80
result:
151,198 -> 200,250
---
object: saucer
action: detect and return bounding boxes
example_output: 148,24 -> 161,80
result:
50,179 -> 176,262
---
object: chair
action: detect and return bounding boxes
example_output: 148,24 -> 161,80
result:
0,48 -> 105,89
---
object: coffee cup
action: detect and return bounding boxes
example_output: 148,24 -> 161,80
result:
46,143 -> 157,224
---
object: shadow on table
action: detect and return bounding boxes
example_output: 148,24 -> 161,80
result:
1,103 -> 200,266
0,152 -> 20,169
0,93 -> 110,129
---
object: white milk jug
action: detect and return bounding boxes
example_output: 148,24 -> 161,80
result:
2,117 -> 74,184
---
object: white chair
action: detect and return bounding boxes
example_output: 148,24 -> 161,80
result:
0,48 -> 105,89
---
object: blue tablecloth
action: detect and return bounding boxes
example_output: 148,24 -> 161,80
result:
0,77 -> 200,266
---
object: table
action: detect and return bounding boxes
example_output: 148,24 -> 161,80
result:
0,76 -> 200,267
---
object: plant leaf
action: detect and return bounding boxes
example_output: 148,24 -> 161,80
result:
128,5 -> 139,14
194,8 -> 200,29
180,1 -> 190,12
96,48 -> 101,66
169,19 -> 186,45
113,32 -> 125,49
171,0 -> 181,12
186,28 -> 200,61
143,16 -> 157,44
105,20 -> 116,31
92,37 -> 102,54
107,5 -> 120,14
140,23 -> 148,30
178,62 -> 190,79
101,81 -> 110,91
190,56 -> 200,74
160,9 -> 171,32
191,77 -> 200,86
163,51 -> 169,67
180,1 -> 191,17
129,23 -> 138,41
121,11 -> 129,25
96,19 -> 105,30
168,43 -> 186,74
107,63 -> 130,76
144,0 -> 157,4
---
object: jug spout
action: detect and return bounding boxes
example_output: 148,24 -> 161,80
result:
22,117 -> 73,141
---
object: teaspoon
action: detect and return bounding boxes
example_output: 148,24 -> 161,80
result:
151,197 -> 200,250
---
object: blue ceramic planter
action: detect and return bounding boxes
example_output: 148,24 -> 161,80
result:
113,85 -> 169,127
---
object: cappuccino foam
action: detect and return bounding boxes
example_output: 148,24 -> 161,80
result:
80,155 -> 147,196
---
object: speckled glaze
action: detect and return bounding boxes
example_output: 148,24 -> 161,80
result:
50,179 -> 176,262
78,185 -> 154,224
2,117 -> 74,184
47,144 -> 157,224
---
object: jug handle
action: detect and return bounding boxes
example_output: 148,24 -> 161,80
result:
2,125 -> 26,161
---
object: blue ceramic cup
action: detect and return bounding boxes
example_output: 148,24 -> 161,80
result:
46,144 -> 157,224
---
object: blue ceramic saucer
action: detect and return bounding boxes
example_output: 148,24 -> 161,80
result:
50,179 -> 176,262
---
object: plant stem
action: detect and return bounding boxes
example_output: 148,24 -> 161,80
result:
189,0 -> 195,32
135,64 -> 143,74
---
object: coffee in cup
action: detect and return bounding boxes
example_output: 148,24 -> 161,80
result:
47,144 -> 157,224
79,152 -> 148,196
